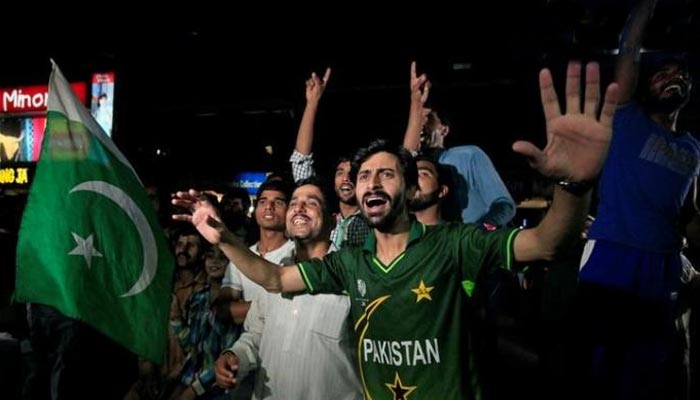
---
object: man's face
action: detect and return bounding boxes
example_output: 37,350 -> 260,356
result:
286,184 -> 327,243
355,151 -> 408,230
646,63 -> 692,114
421,111 -> 449,149
175,234 -> 203,269
334,161 -> 357,206
204,247 -> 227,279
223,197 -> 246,215
409,160 -> 443,212
254,190 -> 287,231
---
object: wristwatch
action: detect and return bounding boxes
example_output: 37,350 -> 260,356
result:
556,180 -> 595,196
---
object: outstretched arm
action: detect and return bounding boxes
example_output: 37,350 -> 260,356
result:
172,190 -> 305,293
513,61 -> 619,261
616,0 -> 657,104
403,61 -> 431,153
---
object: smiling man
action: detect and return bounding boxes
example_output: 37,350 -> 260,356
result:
576,1 -> 699,398
175,61 -> 618,399
214,177 -> 362,400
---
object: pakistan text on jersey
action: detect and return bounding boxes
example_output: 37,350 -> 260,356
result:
362,339 -> 440,366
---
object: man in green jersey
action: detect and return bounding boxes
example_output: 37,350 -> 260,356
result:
173,61 -> 619,400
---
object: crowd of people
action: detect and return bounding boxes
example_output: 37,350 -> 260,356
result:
1,1 -> 699,399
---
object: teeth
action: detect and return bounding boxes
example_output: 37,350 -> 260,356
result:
292,217 -> 308,225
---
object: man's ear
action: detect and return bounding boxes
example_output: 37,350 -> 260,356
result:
406,185 -> 417,201
438,184 -> 449,199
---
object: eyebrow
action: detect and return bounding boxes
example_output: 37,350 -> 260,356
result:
291,194 -> 324,204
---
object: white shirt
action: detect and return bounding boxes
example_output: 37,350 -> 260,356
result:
222,240 -> 295,301
231,244 -> 362,400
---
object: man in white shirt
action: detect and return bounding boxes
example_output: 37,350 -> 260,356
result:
218,180 -> 295,323
215,177 -> 362,400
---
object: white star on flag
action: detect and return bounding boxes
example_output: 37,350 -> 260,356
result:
68,232 -> 103,268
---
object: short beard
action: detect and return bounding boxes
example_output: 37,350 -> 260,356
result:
643,91 -> 689,115
408,191 -> 440,212
338,192 -> 357,206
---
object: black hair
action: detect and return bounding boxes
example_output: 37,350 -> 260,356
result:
255,179 -> 292,204
221,186 -> 252,211
350,139 -> 418,190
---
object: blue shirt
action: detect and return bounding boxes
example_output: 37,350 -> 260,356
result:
588,102 -> 700,253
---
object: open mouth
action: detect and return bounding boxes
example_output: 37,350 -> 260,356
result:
339,184 -> 354,196
662,81 -> 687,96
291,215 -> 310,226
364,193 -> 389,213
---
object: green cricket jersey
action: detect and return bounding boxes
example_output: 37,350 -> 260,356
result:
298,220 -> 520,400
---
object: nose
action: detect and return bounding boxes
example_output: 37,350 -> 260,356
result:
293,201 -> 306,213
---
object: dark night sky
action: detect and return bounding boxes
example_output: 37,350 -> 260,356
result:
1,1 -> 698,199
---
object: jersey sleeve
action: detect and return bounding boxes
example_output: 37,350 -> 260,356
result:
454,224 -> 520,295
296,249 -> 352,294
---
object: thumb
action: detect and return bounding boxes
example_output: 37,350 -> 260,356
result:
512,141 -> 544,168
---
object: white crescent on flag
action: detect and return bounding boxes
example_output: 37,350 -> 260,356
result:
70,180 -> 158,297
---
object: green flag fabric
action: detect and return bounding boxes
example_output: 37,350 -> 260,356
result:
15,61 -> 174,363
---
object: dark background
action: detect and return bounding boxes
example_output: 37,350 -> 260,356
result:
0,1 -> 698,195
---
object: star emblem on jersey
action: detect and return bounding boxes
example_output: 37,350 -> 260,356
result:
410,280 -> 434,303
385,372 -> 417,400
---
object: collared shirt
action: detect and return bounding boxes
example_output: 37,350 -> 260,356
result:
290,149 -> 370,248
298,220 -> 519,400
173,270 -> 208,318
231,244 -> 363,400
222,240 -> 295,301
171,285 -> 241,394
331,210 -> 372,249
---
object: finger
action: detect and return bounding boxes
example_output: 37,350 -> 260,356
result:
512,140 -> 545,168
539,68 -> 562,123
171,198 -> 193,209
188,188 -> 202,199
565,61 -> 582,114
599,82 -> 619,129
583,62 -> 600,117
173,190 -> 195,201
322,67 -> 331,85
411,61 -> 417,80
172,214 -> 193,222
421,81 -> 431,103
311,72 -> 321,87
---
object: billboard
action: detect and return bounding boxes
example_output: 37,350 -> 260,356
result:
90,72 -> 115,136
0,117 -> 46,162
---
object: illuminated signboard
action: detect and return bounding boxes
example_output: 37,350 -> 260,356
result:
90,72 -> 115,137
233,172 -> 269,196
0,163 -> 34,187
0,83 -> 87,114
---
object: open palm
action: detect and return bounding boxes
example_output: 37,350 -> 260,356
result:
172,189 -> 226,245
513,62 -> 619,182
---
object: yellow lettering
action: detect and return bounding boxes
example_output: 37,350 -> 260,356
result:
16,168 -> 28,184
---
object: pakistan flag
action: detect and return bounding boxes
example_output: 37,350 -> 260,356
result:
15,62 -> 174,363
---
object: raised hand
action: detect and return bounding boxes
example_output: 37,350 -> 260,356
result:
410,61 -> 430,106
305,67 -> 331,104
215,352 -> 240,388
513,61 -> 619,182
172,189 -> 227,245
